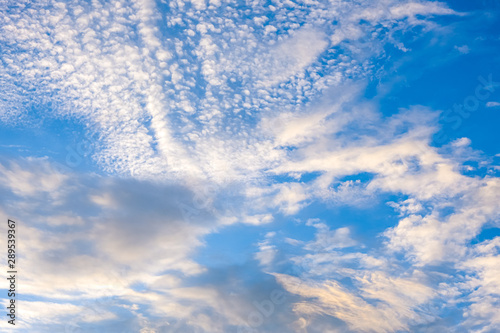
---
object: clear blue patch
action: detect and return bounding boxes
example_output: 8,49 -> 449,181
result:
471,227 -> 500,245
336,172 -> 375,183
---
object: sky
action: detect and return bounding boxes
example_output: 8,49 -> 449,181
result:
0,0 -> 499,332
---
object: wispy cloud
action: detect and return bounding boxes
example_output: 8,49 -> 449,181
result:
486,101 -> 500,107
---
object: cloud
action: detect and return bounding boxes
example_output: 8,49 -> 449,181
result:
261,218 -> 433,332
0,0 -> 459,184
255,28 -> 329,87
389,2 -> 457,20
273,272 -> 435,333
0,158 -> 229,331
0,300 -> 117,331
304,220 -> 358,251
0,158 -> 293,332
387,198 -> 424,216
1,0 -> 498,332
385,177 -> 500,265
255,232 -> 278,267
486,101 -> 500,108
455,45 -> 470,54
458,237 -> 500,332
0,158 -> 68,198
263,172 -> 499,332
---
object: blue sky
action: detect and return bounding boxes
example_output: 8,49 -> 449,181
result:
0,0 -> 499,332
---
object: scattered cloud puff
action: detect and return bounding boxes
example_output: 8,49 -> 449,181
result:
486,101 -> 500,108
455,44 -> 470,54
304,219 -> 357,251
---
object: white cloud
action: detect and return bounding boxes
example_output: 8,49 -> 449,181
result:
0,158 -> 297,332
274,272 -> 435,333
304,221 -> 357,251
0,300 -> 116,330
255,232 -> 278,267
1,1 -> 497,332
385,177 -> 500,265
0,0 -> 458,185
256,28 -> 329,87
387,198 -> 424,216
389,2 -> 457,20
455,45 -> 470,54
0,159 -> 225,327
272,183 -> 309,215
0,158 -> 68,198
486,101 -> 500,108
